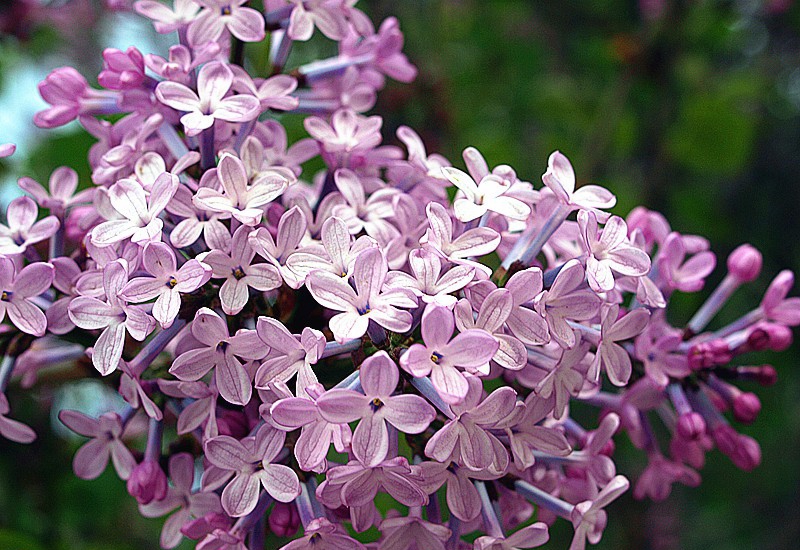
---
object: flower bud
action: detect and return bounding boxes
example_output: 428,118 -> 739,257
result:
268,502 -> 300,537
676,412 -> 706,441
727,244 -> 762,282
761,323 -> 793,351
756,365 -> 778,387
126,459 -> 167,505
732,392 -> 761,424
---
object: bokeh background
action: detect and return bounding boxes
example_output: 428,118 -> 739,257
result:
0,0 -> 799,548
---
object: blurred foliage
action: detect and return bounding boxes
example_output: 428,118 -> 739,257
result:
0,0 -> 799,549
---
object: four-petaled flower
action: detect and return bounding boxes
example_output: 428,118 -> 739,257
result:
91,173 -> 179,247
200,225 -> 282,315
306,247 -> 416,342
0,257 -> 54,336
203,424 -> 300,517
400,305 -> 498,404
0,196 -> 59,255
121,242 -> 211,328
316,351 -> 436,466
156,62 -> 261,137
169,307 -> 264,405
68,260 -> 156,375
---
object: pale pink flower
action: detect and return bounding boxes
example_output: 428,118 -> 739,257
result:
280,0 -> 349,41
135,0 -> 201,34
167,184 -> 232,250
18,166 -> 93,215
385,248 -> 475,309
254,317 -> 326,394
156,62 -> 261,137
68,260 -> 156,375
635,325 -> 690,387
416,460 -> 497,522
420,202 -> 501,277
495,392 -> 571,470
305,247 -> 416,342
304,109 -> 382,159
329,168 -> 398,240
590,305 -> 649,386
269,383 -> 352,471
400,306 -> 498,404
139,453 -> 223,549
633,453 -> 700,501
200,225 -> 282,315
760,270 -> 800,326
534,260 -> 601,349
0,257 -> 54,337
58,410 -> 137,480
424,375 -> 515,471
99,47 -> 147,91
0,196 -> 59,255
657,232 -> 716,293
91,174 -> 178,247
169,307 -> 264,405
204,425 -> 299,517
535,338 -> 592,420
578,210 -> 650,293
120,242 -> 212,327
188,0 -> 266,44
442,166 -> 530,223
454,294 -> 528,370
569,476 -> 629,550
316,351 -> 436,466
194,153 -> 292,226
541,151 -> 616,214
286,215 -> 377,283
249,205 -> 309,289
316,457 -> 427,528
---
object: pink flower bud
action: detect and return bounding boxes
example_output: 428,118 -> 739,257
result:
762,323 -> 793,351
126,459 -> 167,505
734,434 -> 762,471
732,392 -> 761,424
727,244 -> 762,283
688,340 -> 731,370
757,365 -> 778,386
677,412 -> 706,441
99,47 -> 146,90
268,502 -> 300,537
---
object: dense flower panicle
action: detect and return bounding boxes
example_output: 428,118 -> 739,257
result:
0,3 -> 793,550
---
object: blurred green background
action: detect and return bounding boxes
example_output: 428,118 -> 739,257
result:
1,0 -> 799,548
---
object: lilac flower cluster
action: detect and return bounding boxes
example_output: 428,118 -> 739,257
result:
0,1 -> 796,549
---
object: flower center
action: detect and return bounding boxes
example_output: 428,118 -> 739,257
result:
370,397 -> 384,411
166,276 -> 178,288
0,290 -> 11,302
232,266 -> 246,280
430,351 -> 442,364
220,5 -> 232,15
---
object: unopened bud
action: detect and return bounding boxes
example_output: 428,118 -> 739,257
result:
732,392 -> 761,424
268,502 -> 300,537
727,244 -> 762,283
127,459 -> 167,505
677,412 -> 706,441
